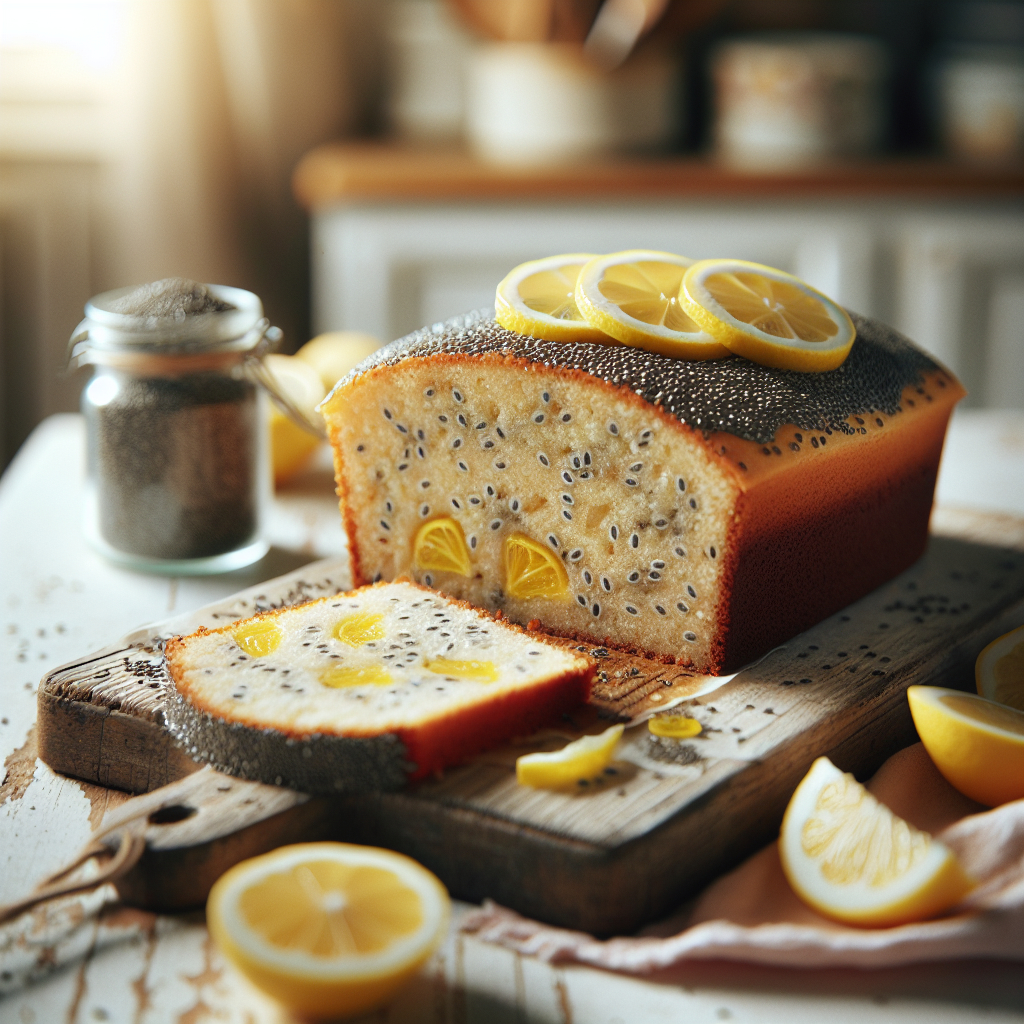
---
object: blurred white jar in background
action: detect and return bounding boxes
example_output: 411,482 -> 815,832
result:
938,50 -> 1024,163
713,34 -> 888,171
466,42 -> 681,165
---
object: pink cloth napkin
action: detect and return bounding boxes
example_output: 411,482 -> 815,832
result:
461,744 -> 1024,970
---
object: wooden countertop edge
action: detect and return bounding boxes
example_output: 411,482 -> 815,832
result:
293,143 -> 1024,209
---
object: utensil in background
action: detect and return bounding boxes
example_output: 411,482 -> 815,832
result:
711,33 -> 889,171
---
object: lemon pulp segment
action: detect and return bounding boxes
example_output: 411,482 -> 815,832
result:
233,620 -> 283,658
516,724 -> 625,789
239,862 -> 423,956
575,250 -> 728,359
681,259 -> 856,372
648,715 -> 702,739
426,658 -> 499,683
503,533 -> 570,600
495,254 -> 611,343
207,842 -> 450,1020
413,516 -> 472,576
908,685 -> 1024,807
320,665 -> 392,689
976,624 -> 1024,711
334,612 -> 386,647
780,757 -> 973,927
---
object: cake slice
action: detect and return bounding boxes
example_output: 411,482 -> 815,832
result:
321,311 -> 964,674
165,580 -> 594,793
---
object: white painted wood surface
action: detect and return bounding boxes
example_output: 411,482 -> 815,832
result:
2,413 -> 1023,1024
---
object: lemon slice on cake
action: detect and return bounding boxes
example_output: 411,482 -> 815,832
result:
680,259 -> 856,372
976,625 -> 1024,712
207,842 -> 450,1020
495,254 -> 612,343
780,757 -> 973,927
413,517 -> 472,577
574,250 -> 728,359
908,685 -> 1024,807
517,724 -> 624,789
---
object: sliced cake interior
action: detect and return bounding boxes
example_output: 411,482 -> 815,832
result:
165,579 -> 593,792
326,359 -> 739,670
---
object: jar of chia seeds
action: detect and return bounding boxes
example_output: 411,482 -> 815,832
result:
71,279 -> 317,575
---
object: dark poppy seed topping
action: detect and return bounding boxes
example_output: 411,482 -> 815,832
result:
332,309 -> 942,446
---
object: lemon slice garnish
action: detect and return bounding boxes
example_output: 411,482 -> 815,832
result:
680,259 -> 856,372
516,724 -> 625,789
574,249 -> 728,359
908,685 -> 1024,807
207,842 -> 450,1020
648,715 -> 702,738
495,253 -> 612,343
264,354 -> 326,485
780,757 -> 973,928
413,517 -> 472,577
232,619 -> 283,658
976,624 -> 1024,712
503,533 -> 570,601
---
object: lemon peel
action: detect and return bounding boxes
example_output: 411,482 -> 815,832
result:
516,724 -> 624,789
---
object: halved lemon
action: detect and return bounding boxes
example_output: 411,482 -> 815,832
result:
908,685 -> 1024,807
503,533 -> 570,601
516,724 -> 625,789
413,517 -> 472,577
495,254 -> 612,343
780,757 -> 973,928
207,843 -> 449,1020
575,250 -> 727,359
680,259 -> 856,372
976,625 -> 1024,711
264,353 -> 327,485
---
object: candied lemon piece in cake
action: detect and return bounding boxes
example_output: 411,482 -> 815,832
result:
780,757 -> 973,927
207,842 -> 450,1020
504,533 -> 569,601
233,620 -> 283,658
413,517 -> 472,577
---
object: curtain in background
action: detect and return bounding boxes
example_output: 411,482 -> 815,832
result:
0,0 -> 384,465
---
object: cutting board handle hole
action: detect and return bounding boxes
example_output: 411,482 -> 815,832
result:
148,804 -> 198,825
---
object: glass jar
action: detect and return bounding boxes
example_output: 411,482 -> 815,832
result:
71,283 -> 293,574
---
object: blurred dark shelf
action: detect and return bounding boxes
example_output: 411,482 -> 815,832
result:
294,142 -> 1024,208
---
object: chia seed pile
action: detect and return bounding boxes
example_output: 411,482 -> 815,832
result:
87,279 -> 260,561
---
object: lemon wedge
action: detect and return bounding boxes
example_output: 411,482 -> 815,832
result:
976,625 -> 1024,711
780,757 -> 973,927
516,724 -> 625,789
264,353 -> 327,485
297,331 -> 382,393
574,250 -> 728,359
413,516 -> 472,577
680,259 -> 856,372
207,843 -> 450,1020
503,533 -> 570,601
908,685 -> 1024,807
495,254 -> 611,343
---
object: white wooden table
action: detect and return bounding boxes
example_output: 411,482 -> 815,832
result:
2,412 -> 1023,1024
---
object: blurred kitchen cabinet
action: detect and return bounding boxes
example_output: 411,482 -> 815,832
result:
296,145 -> 1024,408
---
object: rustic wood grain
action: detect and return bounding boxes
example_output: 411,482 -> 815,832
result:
35,531 -> 1024,935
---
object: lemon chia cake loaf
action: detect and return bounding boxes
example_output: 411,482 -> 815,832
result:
165,580 -> 593,793
321,311 -> 963,674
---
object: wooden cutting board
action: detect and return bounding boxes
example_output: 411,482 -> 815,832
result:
36,530 -> 1024,936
